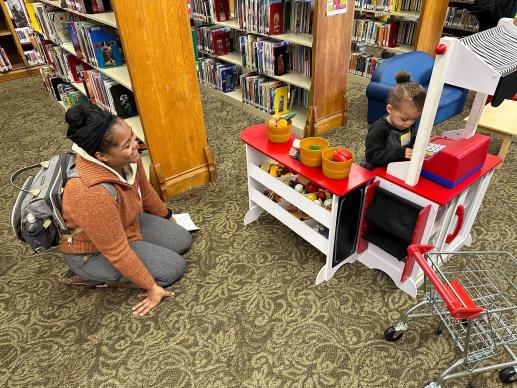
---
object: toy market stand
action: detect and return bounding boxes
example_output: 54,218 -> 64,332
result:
240,124 -> 501,296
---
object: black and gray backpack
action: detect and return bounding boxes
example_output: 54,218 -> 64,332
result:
11,152 -> 116,253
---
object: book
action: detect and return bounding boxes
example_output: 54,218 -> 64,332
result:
211,29 -> 228,56
214,0 -> 230,22
89,27 -> 124,68
269,2 -> 284,35
172,213 -> 199,232
273,85 -> 288,115
108,84 -> 138,118
273,45 -> 288,76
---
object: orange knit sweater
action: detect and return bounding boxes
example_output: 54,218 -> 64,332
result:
59,154 -> 168,289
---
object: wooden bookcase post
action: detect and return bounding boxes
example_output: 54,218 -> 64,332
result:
112,0 -> 216,199
306,0 -> 355,137
414,0 -> 449,56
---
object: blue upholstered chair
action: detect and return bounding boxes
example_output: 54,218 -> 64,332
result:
365,51 -> 468,125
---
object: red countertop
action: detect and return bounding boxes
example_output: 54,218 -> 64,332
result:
374,153 -> 501,206
241,124 -> 375,196
241,124 -> 501,205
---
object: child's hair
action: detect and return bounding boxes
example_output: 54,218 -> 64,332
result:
388,71 -> 426,111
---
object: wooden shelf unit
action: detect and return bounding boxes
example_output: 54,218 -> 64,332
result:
33,0 -> 215,199
0,0 -> 40,82
193,0 -> 354,136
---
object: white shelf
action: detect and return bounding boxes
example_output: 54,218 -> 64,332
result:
199,82 -> 306,135
141,153 -> 150,178
351,40 -> 413,53
60,42 -> 132,90
271,71 -> 311,91
213,19 -> 313,48
355,7 -> 420,21
39,0 -> 117,28
201,51 -> 311,91
125,115 -> 145,142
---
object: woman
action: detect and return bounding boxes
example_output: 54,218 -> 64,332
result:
60,105 -> 192,316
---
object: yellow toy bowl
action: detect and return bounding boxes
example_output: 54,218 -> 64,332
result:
267,121 -> 292,143
322,147 -> 354,180
299,137 -> 329,167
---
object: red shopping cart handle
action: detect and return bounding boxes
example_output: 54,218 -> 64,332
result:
402,245 -> 485,320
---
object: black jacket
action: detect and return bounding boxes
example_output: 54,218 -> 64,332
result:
361,116 -> 416,170
472,0 -> 517,30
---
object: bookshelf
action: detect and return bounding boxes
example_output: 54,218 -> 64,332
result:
191,0 -> 354,137
0,0 -> 41,82
443,0 -> 479,36
31,0 -> 216,199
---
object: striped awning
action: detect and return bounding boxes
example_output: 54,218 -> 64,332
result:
460,26 -> 517,76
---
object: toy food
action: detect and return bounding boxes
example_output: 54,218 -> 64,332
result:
316,191 -> 326,200
277,119 -> 288,128
324,199 -> 333,208
332,152 -> 347,162
305,182 -> 319,193
306,193 -> 317,201
272,114 -> 281,122
269,164 -> 279,177
336,148 -> 353,160
295,184 -> 304,192
267,118 -> 277,127
309,144 -> 321,150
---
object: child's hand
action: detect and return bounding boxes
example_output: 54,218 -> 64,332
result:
405,148 -> 413,159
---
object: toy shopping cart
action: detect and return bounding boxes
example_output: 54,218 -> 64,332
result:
384,245 -> 517,387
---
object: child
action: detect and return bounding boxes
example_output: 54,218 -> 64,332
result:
361,70 -> 427,170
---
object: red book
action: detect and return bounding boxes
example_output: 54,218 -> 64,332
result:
211,30 -> 228,56
388,22 -> 400,48
66,55 -> 91,83
269,3 -> 284,35
214,0 -> 230,22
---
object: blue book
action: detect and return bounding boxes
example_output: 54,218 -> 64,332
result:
89,27 -> 124,68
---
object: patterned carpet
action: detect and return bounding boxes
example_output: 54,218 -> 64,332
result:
0,77 -> 515,388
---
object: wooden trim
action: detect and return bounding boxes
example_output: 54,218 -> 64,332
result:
0,67 -> 31,82
308,0 -> 354,135
414,0 -> 448,56
0,0 -> 30,68
112,0 -> 215,200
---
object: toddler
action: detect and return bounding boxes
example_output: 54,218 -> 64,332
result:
361,70 -> 427,170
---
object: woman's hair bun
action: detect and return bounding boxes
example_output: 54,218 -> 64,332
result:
395,70 -> 411,84
65,105 -> 89,128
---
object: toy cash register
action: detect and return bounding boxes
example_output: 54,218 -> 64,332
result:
421,134 -> 490,188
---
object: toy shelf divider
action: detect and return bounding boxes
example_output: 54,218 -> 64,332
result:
249,188 -> 329,255
248,162 -> 332,228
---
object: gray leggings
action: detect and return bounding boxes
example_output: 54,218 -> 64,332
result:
64,213 -> 192,288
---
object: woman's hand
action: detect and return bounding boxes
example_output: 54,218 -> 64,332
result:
405,148 -> 413,159
132,283 -> 174,316
169,215 -> 176,223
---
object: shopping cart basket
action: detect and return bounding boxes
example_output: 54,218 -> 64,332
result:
384,245 -> 517,387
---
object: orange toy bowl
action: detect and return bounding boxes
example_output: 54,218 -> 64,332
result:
266,121 -> 292,143
299,137 -> 329,167
322,147 -> 354,179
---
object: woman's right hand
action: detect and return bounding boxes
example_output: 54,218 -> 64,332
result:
132,283 -> 174,316
405,148 -> 413,159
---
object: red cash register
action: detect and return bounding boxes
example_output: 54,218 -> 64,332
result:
421,134 -> 490,188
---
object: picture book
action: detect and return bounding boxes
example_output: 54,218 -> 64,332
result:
66,55 -> 91,83
49,11 -> 71,44
273,45 -> 288,76
108,84 -> 138,118
89,27 -> 124,68
274,85 -> 288,115
211,30 -> 228,56
214,0 -> 230,22
220,66 -> 235,92
269,2 -> 284,35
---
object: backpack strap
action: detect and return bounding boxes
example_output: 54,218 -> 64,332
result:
62,183 -> 118,245
100,183 -> 117,200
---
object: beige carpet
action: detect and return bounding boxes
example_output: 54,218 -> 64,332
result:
0,76 -> 515,387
